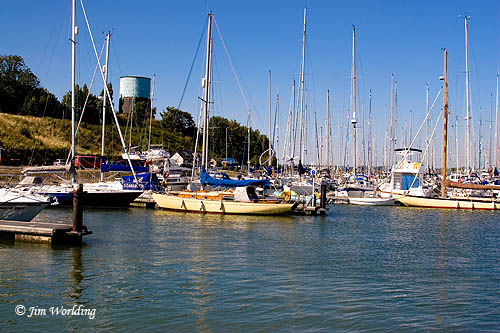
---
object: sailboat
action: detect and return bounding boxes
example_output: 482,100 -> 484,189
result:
345,25 -> 375,199
397,50 -> 500,210
152,12 -> 295,215
20,0 -> 143,207
0,187 -> 52,221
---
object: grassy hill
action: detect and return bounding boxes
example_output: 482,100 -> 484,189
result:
0,113 -> 194,165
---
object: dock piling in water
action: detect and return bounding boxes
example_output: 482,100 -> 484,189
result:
73,183 -> 84,233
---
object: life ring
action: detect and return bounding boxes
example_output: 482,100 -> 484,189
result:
413,162 -> 420,170
164,170 -> 170,179
279,191 -> 291,202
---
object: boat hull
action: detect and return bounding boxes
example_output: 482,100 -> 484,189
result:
396,195 -> 500,210
152,193 -> 295,215
348,197 -> 394,206
40,191 -> 142,208
0,202 -> 50,221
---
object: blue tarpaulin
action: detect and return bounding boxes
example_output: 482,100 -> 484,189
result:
200,168 -> 270,187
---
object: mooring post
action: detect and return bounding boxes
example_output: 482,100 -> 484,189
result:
318,183 -> 327,215
73,184 -> 83,233
320,183 -> 327,209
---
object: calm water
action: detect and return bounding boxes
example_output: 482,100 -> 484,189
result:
0,205 -> 499,331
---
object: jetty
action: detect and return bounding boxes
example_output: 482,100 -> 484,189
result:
0,184 -> 92,244
0,220 -> 91,244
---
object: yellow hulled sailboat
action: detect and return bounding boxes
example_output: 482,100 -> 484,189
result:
152,13 -> 295,215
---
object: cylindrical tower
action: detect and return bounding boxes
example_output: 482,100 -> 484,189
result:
119,76 -> 151,114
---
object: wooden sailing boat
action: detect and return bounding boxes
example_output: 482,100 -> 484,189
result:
152,12 -> 295,215
397,50 -> 500,210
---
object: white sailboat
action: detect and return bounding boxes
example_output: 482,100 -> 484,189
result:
152,12 -> 295,215
0,188 -> 51,221
22,0 -> 143,207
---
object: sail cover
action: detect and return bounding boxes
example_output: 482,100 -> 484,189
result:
101,161 -> 149,173
200,168 -> 270,187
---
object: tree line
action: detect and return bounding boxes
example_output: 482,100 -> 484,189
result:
0,54 -> 269,165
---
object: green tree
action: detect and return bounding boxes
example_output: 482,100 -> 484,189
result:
160,106 -> 195,136
62,84 -> 101,124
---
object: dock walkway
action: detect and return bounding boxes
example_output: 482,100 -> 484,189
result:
0,220 -> 91,243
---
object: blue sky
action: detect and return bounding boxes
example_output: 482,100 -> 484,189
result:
2,1 -> 499,167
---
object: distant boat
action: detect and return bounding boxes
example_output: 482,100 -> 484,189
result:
348,196 -> 394,206
0,188 -> 51,221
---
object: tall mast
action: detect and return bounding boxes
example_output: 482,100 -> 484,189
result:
441,49 -> 448,197
390,74 -> 394,167
496,74 -> 499,167
425,83 -> 429,171
247,108 -> 251,176
479,107 -> 483,169
71,0 -> 77,183
268,70 -> 272,167
100,31 -> 111,182
326,90 -> 330,173
368,90 -> 372,177
351,25 -> 357,174
148,74 -> 156,152
394,81 -> 398,150
276,93 -> 279,170
201,12 -> 213,170
298,7 -> 307,165
463,15 -> 471,172
291,80 -> 297,173
456,115 -> 459,171
489,93 -> 493,166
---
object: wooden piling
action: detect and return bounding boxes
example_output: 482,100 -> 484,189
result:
73,184 -> 84,233
318,183 -> 327,215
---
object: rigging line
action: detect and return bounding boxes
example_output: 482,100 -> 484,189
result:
64,41 -> 105,166
178,18 -> 208,110
110,35 -> 124,77
75,41 -> 106,136
79,0 -> 138,181
376,87 -> 442,189
212,17 -> 250,113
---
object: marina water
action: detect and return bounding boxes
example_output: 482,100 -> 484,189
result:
1,205 -> 499,330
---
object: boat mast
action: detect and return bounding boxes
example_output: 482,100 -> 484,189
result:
268,70 -> 272,167
298,7 -> 307,167
368,90 -> 372,177
425,83 -> 429,171
441,49 -> 448,197
100,31 -> 110,182
201,12 -> 213,171
495,74 -> 499,167
71,0 -> 77,183
276,93 -> 279,171
479,107 -> 483,169
247,108 -> 251,176
463,14 -> 471,172
456,115 -> 459,171
351,25 -> 357,175
389,74 -> 394,167
148,74 -> 156,152
326,89 -> 330,173
489,93 -> 493,167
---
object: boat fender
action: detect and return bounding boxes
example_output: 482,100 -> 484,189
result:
279,191 -> 291,202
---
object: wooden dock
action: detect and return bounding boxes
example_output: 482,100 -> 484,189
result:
0,220 -> 92,244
